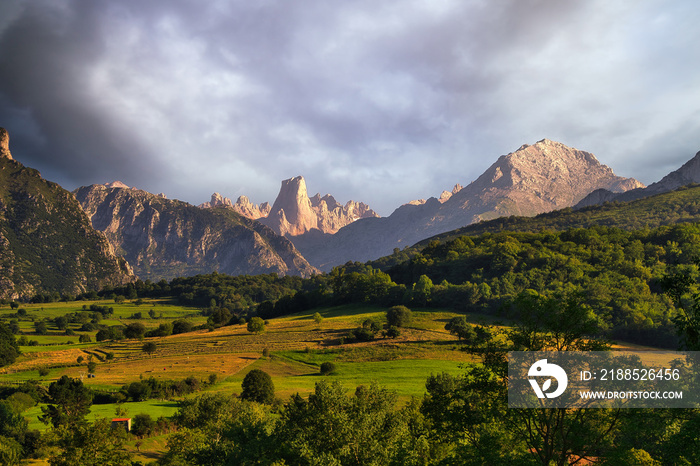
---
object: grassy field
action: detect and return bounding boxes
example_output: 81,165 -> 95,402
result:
24,399 -> 181,431
1,300 -> 472,394
1,299 -> 681,463
0,300 -> 478,462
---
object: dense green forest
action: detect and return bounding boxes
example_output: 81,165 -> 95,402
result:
417,184 -> 700,247
62,220 -> 700,349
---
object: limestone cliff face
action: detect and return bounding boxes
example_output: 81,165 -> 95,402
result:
293,139 -> 644,270
0,128 -> 12,160
75,184 -> 317,281
260,176 -> 379,236
0,129 -> 134,299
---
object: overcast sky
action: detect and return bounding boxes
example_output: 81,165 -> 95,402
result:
1,0 -> 698,215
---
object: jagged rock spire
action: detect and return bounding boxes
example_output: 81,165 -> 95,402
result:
0,128 -> 12,160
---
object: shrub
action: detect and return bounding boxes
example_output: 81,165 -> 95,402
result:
385,326 -> 401,339
240,369 -> 275,404
142,341 -> 157,355
247,317 -> 265,334
172,320 -> 193,335
79,334 -> 92,343
131,413 -> 156,438
320,362 -> 336,375
386,305 -> 412,328
80,323 -> 96,332
124,322 -> 146,340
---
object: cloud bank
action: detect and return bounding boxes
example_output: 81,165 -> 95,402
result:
0,0 -> 698,214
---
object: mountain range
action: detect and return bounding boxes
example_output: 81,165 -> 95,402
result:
73,183 -> 317,281
4,122 -> 700,298
286,139 -> 644,270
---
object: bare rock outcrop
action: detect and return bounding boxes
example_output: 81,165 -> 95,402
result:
261,176 -> 379,236
0,128 -> 12,160
200,193 -> 271,219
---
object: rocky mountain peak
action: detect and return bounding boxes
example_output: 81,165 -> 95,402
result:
0,127 -> 12,160
233,196 -> 271,219
263,176 -> 320,236
476,139 -> 643,200
261,175 -> 379,236
104,181 -> 130,189
439,184 -> 463,203
206,192 -> 233,208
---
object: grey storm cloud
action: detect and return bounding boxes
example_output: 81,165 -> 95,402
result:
0,0 -> 699,215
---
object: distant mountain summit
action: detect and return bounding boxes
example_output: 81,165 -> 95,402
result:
202,176 -> 379,236
577,149 -> 700,208
435,139 -> 643,229
75,183 -> 317,281
293,139 -> 644,270
0,128 -> 134,299
260,176 -> 379,236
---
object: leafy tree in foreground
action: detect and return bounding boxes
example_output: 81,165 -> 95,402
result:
424,292 -> 620,465
240,369 -> 275,404
163,395 -> 275,465
278,380 -> 432,465
660,262 -> 700,351
46,418 -> 132,466
40,376 -> 93,428
0,322 -> 20,367
0,435 -> 22,466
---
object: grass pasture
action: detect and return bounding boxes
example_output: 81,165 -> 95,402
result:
1,300 -> 478,463
1,301 -> 470,392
